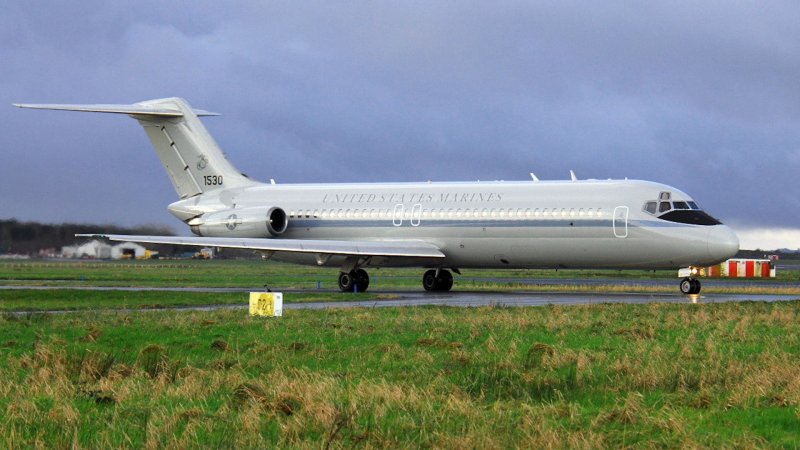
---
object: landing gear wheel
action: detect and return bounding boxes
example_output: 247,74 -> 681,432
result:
690,278 -> 701,294
438,270 -> 453,291
422,269 -> 453,292
338,272 -> 355,292
680,277 -> 701,295
423,270 -> 438,291
339,269 -> 370,293
354,268 -> 369,293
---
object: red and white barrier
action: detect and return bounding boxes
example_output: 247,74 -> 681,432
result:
704,259 -> 775,278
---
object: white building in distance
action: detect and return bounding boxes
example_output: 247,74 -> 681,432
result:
61,240 -> 149,259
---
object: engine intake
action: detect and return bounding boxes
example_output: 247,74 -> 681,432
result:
190,206 -> 288,238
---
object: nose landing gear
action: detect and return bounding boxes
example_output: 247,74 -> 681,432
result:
680,277 -> 701,295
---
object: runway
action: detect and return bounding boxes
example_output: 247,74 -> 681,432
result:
282,291 -> 799,310
2,283 -> 797,315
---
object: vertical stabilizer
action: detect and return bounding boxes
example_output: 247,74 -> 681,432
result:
14,97 -> 256,199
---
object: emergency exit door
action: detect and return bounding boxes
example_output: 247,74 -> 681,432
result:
613,206 -> 628,238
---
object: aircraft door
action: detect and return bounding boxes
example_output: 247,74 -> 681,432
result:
613,206 -> 628,238
410,203 -> 422,227
392,204 -> 404,227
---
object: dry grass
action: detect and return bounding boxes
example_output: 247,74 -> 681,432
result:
1,301 -> 799,447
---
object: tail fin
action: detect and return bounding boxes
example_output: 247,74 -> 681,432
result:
14,97 -> 256,199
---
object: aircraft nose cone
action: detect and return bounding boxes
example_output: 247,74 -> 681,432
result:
707,226 -> 739,262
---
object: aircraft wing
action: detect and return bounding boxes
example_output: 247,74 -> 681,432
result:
76,234 -> 446,259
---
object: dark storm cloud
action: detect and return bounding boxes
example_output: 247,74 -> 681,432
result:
2,1 -> 798,236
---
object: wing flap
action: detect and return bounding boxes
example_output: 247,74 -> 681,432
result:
76,234 -> 445,259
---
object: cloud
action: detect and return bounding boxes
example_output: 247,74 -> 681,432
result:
1,1 -> 799,240
733,227 -> 800,251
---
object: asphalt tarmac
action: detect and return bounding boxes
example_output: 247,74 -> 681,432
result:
2,284 -> 798,314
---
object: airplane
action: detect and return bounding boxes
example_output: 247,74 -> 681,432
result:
14,97 -> 739,295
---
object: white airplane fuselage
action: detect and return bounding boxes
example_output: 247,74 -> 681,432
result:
172,179 -> 739,271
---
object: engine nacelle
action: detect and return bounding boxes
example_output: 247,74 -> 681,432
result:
190,207 -> 288,238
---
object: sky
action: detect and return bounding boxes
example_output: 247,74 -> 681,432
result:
2,1 -> 798,250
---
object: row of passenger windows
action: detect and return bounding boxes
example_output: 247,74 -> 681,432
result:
288,207 -> 606,220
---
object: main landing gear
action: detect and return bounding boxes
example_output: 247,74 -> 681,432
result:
337,268 -> 455,292
338,269 -> 369,293
422,269 -> 453,292
680,277 -> 701,295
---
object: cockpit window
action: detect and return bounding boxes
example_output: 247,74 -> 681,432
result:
642,193 -> 722,226
672,201 -> 689,210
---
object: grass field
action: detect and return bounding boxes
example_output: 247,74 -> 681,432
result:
1,260 -> 799,447
2,302 -> 799,448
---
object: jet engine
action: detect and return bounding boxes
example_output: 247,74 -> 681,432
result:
189,207 -> 288,238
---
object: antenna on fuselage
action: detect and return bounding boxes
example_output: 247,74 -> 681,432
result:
530,172 -> 540,182
570,170 -> 577,182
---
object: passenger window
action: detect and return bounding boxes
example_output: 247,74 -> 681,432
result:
659,202 -> 671,213
644,202 -> 657,214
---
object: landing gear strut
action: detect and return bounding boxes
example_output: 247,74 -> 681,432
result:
338,269 -> 369,292
680,277 -> 701,295
423,269 -> 453,292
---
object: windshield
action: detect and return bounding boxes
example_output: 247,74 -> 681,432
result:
642,192 -> 722,226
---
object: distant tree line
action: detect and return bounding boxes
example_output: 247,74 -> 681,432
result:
0,219 -> 176,255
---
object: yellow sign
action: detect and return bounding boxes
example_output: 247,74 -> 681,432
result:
249,292 -> 283,317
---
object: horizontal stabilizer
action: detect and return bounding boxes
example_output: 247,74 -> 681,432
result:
13,102 -> 219,117
77,234 -> 446,259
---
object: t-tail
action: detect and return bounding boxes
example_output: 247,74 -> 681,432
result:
14,97 -> 256,199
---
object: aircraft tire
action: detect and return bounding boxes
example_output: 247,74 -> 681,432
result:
423,270 -> 438,291
438,270 -> 453,291
423,269 -> 454,292
690,278 -> 701,294
680,278 -> 693,295
354,269 -> 370,293
338,271 -> 355,292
